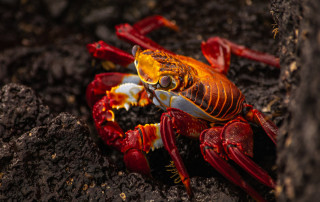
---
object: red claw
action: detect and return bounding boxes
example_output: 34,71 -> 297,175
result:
86,73 -> 141,108
92,96 -> 124,151
123,149 -> 151,176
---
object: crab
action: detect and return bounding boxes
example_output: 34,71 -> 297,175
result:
86,15 -> 279,201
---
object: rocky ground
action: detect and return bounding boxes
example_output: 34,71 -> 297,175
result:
1,0 -> 318,201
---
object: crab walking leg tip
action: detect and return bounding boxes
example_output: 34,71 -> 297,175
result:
201,146 -> 266,202
183,178 -> 193,197
228,147 -> 276,189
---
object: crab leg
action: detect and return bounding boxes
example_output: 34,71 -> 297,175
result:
243,104 -> 277,145
221,119 -> 276,188
87,41 -> 135,66
160,108 -> 208,196
201,37 -> 280,74
200,129 -> 266,202
132,15 -> 179,35
116,16 -> 178,54
116,24 -> 174,54
87,16 -> 178,65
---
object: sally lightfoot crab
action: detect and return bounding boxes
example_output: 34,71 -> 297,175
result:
86,16 -> 279,201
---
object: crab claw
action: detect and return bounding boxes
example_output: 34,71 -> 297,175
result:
122,129 -> 151,176
92,96 -> 124,151
123,149 -> 151,176
86,73 -> 142,108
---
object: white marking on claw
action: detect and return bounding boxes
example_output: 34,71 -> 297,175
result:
110,83 -> 145,109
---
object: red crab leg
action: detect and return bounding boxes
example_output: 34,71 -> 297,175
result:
116,16 -> 178,54
87,40 -> 135,66
86,72 -> 142,108
116,23 -> 175,54
87,16 -> 178,64
160,108 -> 208,196
243,104 -> 277,145
221,119 -> 276,188
200,127 -> 267,202
133,15 -> 179,35
201,37 -> 280,75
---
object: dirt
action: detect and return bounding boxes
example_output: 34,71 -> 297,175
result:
0,0 -> 288,201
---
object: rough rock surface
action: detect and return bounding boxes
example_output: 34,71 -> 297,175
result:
0,83 -> 52,143
271,0 -> 320,201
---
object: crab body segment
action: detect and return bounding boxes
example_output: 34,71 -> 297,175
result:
86,16 -> 279,201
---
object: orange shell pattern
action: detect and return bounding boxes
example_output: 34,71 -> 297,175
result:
136,50 -> 245,122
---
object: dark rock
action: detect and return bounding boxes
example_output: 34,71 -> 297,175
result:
272,0 -> 320,201
0,113 -> 114,201
0,44 -> 94,120
0,83 -> 52,143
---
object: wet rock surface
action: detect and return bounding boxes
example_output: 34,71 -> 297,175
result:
0,0 -> 290,201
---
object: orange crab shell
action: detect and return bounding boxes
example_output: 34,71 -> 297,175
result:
134,48 -> 245,122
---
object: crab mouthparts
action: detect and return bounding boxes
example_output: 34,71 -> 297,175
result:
143,82 -> 175,110
143,82 -> 156,100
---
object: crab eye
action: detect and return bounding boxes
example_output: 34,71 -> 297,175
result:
132,45 -> 140,57
159,76 -> 171,88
